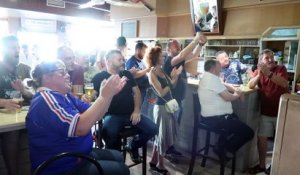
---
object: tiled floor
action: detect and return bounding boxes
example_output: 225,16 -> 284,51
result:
128,144 -> 272,175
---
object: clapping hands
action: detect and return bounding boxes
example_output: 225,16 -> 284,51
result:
99,75 -> 127,99
171,65 -> 183,79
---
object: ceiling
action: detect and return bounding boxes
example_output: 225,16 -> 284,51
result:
0,0 -> 111,22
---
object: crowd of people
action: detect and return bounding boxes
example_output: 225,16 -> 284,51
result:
0,32 -> 289,175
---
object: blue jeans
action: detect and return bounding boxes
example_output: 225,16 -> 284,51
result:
102,114 -> 158,150
66,149 -> 129,175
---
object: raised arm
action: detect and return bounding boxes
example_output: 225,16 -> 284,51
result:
171,32 -> 207,66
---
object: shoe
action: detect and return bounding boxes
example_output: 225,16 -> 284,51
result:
166,146 -> 183,157
265,165 -> 271,174
125,145 -> 142,164
150,166 -> 169,175
248,164 -> 266,174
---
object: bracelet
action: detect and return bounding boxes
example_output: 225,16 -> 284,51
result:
268,72 -> 273,79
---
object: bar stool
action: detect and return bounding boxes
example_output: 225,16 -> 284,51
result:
187,93 -> 236,175
93,121 -> 147,175
119,125 -> 147,175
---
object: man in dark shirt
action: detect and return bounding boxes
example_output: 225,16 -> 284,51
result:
92,50 -> 158,163
163,32 -> 207,125
0,35 -> 33,175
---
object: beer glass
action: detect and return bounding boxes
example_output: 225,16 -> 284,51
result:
84,83 -> 94,99
72,85 -> 84,99
11,91 -> 23,113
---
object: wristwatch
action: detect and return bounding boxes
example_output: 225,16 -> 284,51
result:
268,72 -> 274,79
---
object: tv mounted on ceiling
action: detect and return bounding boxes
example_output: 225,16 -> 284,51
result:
189,0 -> 223,35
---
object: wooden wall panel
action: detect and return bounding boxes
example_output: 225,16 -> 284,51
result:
224,3 -> 300,36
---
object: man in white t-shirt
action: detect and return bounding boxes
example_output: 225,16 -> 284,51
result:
198,59 -> 254,160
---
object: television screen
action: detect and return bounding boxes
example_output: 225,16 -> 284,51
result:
189,0 -> 222,34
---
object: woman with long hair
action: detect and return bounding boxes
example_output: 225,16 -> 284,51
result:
145,46 -> 182,175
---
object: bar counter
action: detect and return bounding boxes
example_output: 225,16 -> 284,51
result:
0,109 -> 30,175
0,109 -> 26,133
176,78 -> 260,172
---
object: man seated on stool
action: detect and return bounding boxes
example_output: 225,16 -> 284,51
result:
27,60 -> 129,175
198,59 -> 254,160
92,50 -> 158,163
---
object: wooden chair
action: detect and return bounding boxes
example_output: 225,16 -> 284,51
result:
187,93 -> 236,175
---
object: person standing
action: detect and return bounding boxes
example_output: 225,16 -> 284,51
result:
248,49 -> 289,174
146,46 -> 182,175
126,42 -> 150,103
0,35 -> 33,175
163,32 -> 207,125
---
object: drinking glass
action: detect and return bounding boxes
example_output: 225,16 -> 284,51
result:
84,83 -> 94,99
10,91 -> 23,113
72,85 -> 84,99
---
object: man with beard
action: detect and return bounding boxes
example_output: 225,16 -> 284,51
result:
0,35 -> 33,175
248,49 -> 289,174
126,42 -> 150,102
92,50 -> 158,163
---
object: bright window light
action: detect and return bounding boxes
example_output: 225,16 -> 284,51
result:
67,20 -> 116,53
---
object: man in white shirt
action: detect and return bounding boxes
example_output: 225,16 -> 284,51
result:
198,59 -> 254,159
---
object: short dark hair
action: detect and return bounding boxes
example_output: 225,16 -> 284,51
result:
135,42 -> 147,50
204,59 -> 218,71
116,36 -> 126,47
105,49 -> 122,61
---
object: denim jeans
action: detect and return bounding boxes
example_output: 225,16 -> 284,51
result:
102,114 -> 158,150
65,149 -> 129,175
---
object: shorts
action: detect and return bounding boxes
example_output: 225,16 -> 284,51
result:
258,115 -> 277,137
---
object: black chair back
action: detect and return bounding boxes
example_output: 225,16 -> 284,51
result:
33,152 -> 103,175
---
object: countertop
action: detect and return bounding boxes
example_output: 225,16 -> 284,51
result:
0,109 -> 27,133
187,78 -> 257,94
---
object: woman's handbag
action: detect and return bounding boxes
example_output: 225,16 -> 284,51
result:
164,98 -> 179,114
151,70 -> 179,114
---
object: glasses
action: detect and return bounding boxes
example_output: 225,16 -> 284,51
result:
52,69 -> 68,76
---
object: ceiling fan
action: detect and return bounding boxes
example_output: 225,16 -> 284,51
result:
78,0 -> 153,12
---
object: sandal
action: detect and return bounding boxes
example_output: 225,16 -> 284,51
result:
248,164 -> 266,174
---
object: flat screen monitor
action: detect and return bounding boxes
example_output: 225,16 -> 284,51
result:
189,0 -> 222,35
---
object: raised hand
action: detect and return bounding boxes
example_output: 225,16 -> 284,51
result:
11,79 -> 25,91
